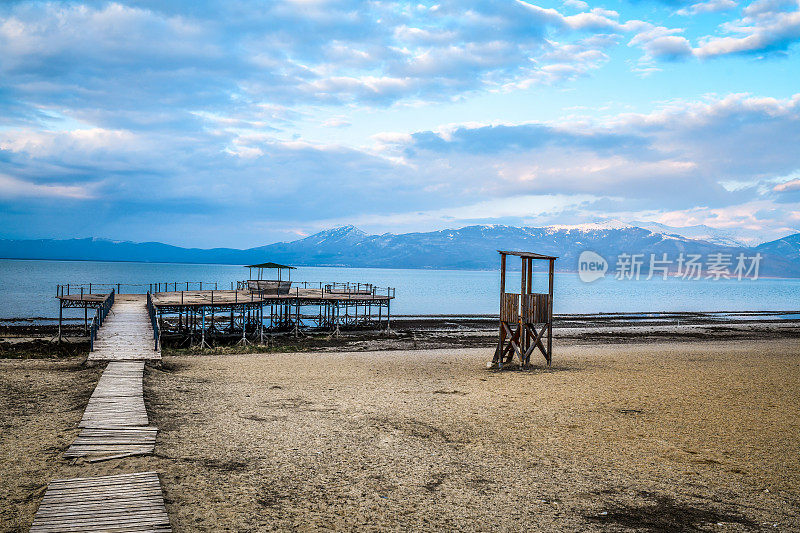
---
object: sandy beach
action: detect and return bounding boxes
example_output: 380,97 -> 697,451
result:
2,334 -> 799,531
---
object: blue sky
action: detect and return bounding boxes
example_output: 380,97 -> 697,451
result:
0,0 -> 799,247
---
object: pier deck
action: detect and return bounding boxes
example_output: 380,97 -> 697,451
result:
150,287 -> 395,339
88,294 -> 160,362
150,288 -> 392,308
58,293 -> 110,305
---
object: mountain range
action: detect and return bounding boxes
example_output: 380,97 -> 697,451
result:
1,223 -> 799,277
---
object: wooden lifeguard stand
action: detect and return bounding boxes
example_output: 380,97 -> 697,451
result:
492,250 -> 557,368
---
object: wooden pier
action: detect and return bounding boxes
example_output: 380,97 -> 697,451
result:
56,275 -> 395,347
37,269 -> 395,530
35,289 -> 171,531
150,282 -> 395,346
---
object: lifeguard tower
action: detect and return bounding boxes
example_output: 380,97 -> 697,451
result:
491,250 -> 557,368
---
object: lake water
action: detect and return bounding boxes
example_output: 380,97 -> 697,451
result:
1,259 -> 799,320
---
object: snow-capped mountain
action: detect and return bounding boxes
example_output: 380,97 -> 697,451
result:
1,224 -> 799,276
544,220 -> 636,232
631,221 -> 770,247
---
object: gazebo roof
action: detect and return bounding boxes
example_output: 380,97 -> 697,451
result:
245,262 -> 295,269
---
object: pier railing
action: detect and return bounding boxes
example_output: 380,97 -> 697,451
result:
150,281 -> 218,293
57,280 -> 394,298
236,280 -> 395,298
58,282 -> 219,296
89,290 -> 115,352
59,283 -> 143,296
146,292 -> 160,351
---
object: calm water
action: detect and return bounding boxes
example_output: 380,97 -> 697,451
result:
1,259 -> 799,320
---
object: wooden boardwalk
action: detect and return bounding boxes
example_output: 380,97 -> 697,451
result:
66,361 -> 155,458
88,294 -> 160,362
33,295 -> 172,531
30,472 -> 171,532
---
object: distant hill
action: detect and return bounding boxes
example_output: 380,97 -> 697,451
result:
756,233 -> 800,262
1,224 -> 799,277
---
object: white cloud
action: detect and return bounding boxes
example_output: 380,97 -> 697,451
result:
369,94 -> 800,237
0,128 -> 139,156
774,178 -> 800,191
1,91 -> 798,244
304,193 -> 601,235
0,0 -> 668,125
677,0 -> 738,16
626,0 -> 800,60
321,117 -> 352,128
629,25 -> 693,60
563,0 -> 590,10
653,201 -> 800,240
694,0 -> 800,57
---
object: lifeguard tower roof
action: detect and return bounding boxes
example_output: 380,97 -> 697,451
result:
497,250 -> 558,260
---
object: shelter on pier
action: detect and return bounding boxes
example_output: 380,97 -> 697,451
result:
245,262 -> 295,295
491,250 -> 556,368
246,262 -> 295,281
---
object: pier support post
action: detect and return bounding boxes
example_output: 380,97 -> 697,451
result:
383,299 -> 393,336
260,305 -> 264,344
210,292 -> 215,339
200,306 -> 210,349
237,305 -> 249,346
547,258 -> 554,367
294,295 -> 299,338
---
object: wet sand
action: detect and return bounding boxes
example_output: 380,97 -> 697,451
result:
2,336 -> 799,531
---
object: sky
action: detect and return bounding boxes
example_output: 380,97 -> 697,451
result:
0,0 -> 799,248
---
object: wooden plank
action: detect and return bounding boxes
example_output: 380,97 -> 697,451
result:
49,472 -> 157,483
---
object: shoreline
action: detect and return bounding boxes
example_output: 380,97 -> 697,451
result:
3,311 -> 799,358
3,309 -> 799,330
